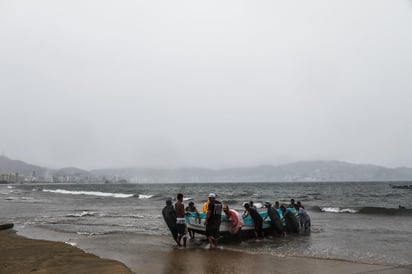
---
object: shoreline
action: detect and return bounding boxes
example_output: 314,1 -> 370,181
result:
4,226 -> 412,274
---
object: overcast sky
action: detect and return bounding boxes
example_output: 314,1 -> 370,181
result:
1,1 -> 412,170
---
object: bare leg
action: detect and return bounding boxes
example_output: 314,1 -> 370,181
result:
208,236 -> 215,249
212,238 -> 218,248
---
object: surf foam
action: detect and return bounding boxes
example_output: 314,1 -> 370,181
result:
43,189 -> 134,198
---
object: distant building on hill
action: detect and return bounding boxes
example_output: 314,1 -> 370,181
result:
0,173 -> 20,183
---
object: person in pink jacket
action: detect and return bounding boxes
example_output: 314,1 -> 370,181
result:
223,204 -> 243,241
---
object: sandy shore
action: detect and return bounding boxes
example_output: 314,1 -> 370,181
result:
0,229 -> 132,274
2,228 -> 411,274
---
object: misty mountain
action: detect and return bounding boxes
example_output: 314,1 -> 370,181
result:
0,156 -> 90,178
2,155 -> 412,182
0,155 -> 48,176
91,161 -> 412,183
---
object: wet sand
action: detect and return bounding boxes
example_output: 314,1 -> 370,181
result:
83,234 -> 412,274
2,228 -> 411,274
0,229 -> 132,274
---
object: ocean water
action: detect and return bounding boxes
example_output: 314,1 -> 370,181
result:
1,181 -> 411,267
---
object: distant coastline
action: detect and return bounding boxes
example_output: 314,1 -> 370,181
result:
1,156 -> 412,183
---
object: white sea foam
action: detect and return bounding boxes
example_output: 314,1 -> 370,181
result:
43,189 -> 134,198
322,207 -> 358,213
67,211 -> 95,217
183,197 -> 192,201
322,207 -> 340,213
137,194 -> 154,199
7,186 -> 14,189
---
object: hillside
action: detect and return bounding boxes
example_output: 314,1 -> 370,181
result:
2,155 -> 412,183
0,155 -> 48,176
0,156 -> 90,179
91,161 -> 412,182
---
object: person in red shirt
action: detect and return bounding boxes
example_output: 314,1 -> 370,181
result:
223,204 -> 243,241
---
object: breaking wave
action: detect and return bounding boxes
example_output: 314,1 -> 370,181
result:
43,189 -> 152,199
321,207 -> 359,213
133,194 -> 154,199
66,211 -> 95,217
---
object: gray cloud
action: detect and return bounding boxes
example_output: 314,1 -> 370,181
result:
1,0 -> 412,169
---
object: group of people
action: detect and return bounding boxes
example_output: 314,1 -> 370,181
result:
162,194 -> 311,249
236,198 -> 311,239
162,192 -> 223,249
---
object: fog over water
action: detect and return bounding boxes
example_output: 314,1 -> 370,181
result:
1,1 -> 412,169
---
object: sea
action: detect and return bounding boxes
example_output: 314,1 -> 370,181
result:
1,181 -> 412,267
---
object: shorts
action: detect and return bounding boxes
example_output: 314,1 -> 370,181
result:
176,218 -> 186,237
177,223 -> 186,237
206,225 -> 219,238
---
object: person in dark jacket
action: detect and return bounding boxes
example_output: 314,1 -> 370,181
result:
263,201 -> 284,236
280,204 -> 300,234
162,198 -> 178,244
243,203 -> 264,239
204,193 -> 222,249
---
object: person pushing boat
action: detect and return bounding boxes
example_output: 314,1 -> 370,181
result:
263,201 -> 284,236
204,193 -> 222,249
296,201 -> 311,232
162,198 -> 178,244
280,204 -> 300,234
175,193 -> 187,247
243,202 -> 264,240
185,201 -> 201,239
223,204 -> 243,241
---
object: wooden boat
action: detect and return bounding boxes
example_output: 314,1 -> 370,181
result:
185,208 -> 297,238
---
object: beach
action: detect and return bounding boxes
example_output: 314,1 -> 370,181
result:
2,228 -> 411,274
1,182 -> 412,273
0,229 -> 132,274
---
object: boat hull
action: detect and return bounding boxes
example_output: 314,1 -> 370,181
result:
185,208 -> 297,238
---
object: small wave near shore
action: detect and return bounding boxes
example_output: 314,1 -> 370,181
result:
42,188 -> 153,199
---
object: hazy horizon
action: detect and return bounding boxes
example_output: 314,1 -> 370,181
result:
2,154 -> 412,172
1,1 -> 412,170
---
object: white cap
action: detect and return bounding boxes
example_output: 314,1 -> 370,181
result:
208,193 -> 216,198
